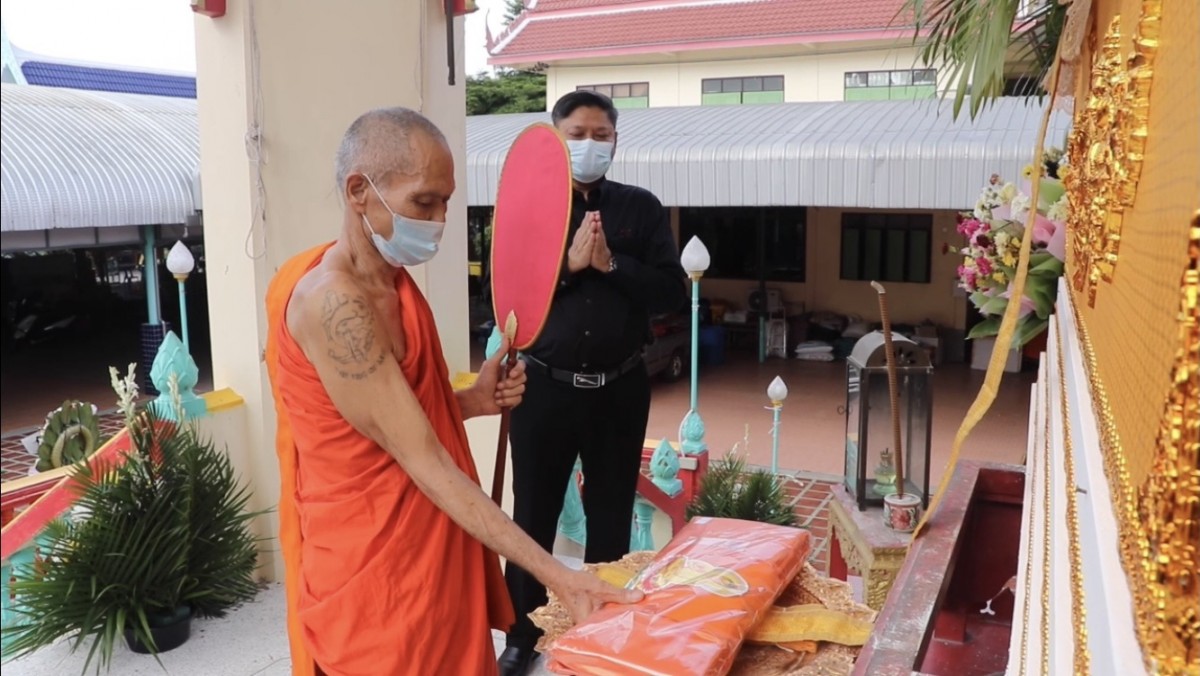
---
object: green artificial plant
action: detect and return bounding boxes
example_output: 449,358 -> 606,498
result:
5,365 -> 264,673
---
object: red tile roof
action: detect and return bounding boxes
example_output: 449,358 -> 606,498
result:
492,0 -> 914,61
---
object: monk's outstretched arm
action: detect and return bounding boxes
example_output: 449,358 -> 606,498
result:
289,276 -> 640,621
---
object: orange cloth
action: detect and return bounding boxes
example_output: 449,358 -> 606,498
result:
265,243 -> 514,676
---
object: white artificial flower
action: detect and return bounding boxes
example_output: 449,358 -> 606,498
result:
1047,196 -> 1070,222
999,182 -> 1018,203
1010,193 -> 1032,221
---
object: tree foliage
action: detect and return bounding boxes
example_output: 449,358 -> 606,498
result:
466,69 -> 546,116
503,0 -> 525,25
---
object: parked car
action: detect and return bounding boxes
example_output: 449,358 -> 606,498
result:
644,312 -> 690,383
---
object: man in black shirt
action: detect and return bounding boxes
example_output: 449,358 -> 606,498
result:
496,91 -> 687,675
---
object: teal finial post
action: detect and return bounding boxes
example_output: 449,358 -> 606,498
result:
557,459 -> 587,547
631,440 -> 684,552
149,331 -> 207,421
650,438 -> 683,497
631,498 -> 656,552
678,236 -> 711,456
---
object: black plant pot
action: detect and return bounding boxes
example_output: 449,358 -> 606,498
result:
124,605 -> 192,654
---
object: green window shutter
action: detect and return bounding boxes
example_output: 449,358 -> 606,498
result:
702,92 -> 742,106
742,90 -> 784,104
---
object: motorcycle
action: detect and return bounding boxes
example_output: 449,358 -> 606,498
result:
10,297 -> 79,350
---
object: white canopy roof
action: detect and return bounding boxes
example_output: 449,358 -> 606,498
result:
1,83 -> 1071,239
466,97 -> 1071,209
1,83 -> 199,233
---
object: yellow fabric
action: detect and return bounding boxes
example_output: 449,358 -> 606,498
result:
913,58 -> 1065,538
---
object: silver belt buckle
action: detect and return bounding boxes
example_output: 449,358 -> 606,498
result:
572,372 -> 605,389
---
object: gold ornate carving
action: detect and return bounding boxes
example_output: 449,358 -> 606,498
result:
1137,212 -> 1199,671
1054,314 -> 1091,674
1064,3 -> 1161,307
1067,212 -> 1200,673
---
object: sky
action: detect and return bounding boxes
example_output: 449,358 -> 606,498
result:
1,0 -> 507,77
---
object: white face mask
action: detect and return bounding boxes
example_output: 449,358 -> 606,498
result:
362,176 -> 445,267
567,139 -> 614,184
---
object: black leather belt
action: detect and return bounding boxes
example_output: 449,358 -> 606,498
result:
522,353 -> 642,389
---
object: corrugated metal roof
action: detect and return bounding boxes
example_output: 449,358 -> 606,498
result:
20,61 -> 197,98
1,83 -> 199,232
466,98 -> 1072,209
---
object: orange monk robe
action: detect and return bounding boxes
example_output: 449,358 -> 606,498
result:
265,243 -> 515,676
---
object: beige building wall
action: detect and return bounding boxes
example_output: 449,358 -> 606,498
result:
194,0 -> 505,581
671,207 -> 967,332
545,45 -> 942,109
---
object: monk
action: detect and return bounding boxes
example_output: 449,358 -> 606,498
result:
265,107 -> 640,676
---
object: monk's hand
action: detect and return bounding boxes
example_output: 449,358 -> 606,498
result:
567,214 -> 597,274
467,334 -> 526,418
555,569 -> 644,624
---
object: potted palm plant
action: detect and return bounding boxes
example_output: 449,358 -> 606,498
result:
4,365 -> 264,673
686,443 -> 796,527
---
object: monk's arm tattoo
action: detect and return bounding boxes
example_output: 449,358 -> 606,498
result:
320,290 -> 386,380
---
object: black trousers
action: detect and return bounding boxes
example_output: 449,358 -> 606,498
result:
504,361 -> 651,651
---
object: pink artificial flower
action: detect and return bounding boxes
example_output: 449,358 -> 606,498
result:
1047,219 -> 1067,261
1031,213 -> 1057,246
1002,283 -> 1037,318
958,217 -> 983,237
976,257 -> 994,276
958,266 -> 977,290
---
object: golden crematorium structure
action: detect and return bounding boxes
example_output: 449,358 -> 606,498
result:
1010,0 -> 1197,673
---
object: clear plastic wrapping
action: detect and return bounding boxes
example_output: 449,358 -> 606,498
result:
546,517 -> 812,675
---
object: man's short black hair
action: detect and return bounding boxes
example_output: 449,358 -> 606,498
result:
551,90 -> 619,127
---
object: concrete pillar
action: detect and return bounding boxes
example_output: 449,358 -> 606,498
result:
194,0 -> 490,581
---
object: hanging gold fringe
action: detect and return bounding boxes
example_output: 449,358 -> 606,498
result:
913,54 -> 1065,538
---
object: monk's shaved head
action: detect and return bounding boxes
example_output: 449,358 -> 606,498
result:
334,107 -> 448,191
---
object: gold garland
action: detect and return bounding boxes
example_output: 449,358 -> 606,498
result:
1040,374 -> 1052,676
1054,313 -> 1091,674
1066,213 -> 1200,673
1016,367 -> 1044,676
1064,2 -> 1162,307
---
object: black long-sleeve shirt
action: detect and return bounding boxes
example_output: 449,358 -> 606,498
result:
488,178 -> 687,373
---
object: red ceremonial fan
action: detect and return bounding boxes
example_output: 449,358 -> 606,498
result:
488,123 -> 573,504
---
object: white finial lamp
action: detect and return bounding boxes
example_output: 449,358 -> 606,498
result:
767,376 -> 787,476
166,240 -> 196,351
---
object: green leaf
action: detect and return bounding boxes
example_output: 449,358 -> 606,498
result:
1013,315 -> 1050,347
968,317 -> 1003,339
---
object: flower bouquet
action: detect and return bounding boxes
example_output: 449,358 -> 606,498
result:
951,148 -> 1069,347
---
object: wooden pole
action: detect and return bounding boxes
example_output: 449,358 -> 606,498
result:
490,312 -> 518,506
871,281 -> 905,498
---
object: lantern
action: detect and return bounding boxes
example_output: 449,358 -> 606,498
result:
843,331 -> 933,510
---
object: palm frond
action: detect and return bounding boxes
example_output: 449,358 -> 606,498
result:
687,454 -> 796,527
899,0 -> 1067,119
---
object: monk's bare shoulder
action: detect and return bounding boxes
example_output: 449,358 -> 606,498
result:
288,268 -> 387,382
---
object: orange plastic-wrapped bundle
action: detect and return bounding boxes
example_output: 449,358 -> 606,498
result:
546,517 -> 812,676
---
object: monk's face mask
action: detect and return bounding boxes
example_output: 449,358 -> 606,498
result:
361,175 -> 445,267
